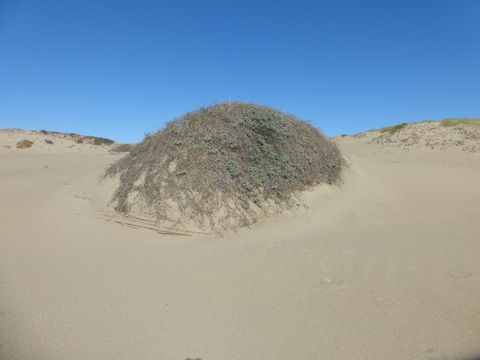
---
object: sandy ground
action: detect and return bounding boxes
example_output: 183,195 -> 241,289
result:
1,130 -> 480,360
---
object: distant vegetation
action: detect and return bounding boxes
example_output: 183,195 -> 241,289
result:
36,130 -> 115,146
16,139 -> 34,149
380,123 -> 408,134
440,118 -> 480,127
371,118 -> 480,135
110,143 -> 135,153
105,102 -> 344,231
93,137 -> 114,146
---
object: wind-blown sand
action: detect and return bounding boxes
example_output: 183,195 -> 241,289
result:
1,128 -> 479,360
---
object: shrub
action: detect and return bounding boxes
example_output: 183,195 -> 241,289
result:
76,138 -> 84,144
93,137 -> 114,146
44,139 -> 54,144
440,118 -> 480,127
110,143 -> 135,153
16,139 -> 34,149
105,102 -> 344,232
380,123 -> 408,133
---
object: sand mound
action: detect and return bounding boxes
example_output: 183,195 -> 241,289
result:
349,119 -> 480,152
105,102 -> 343,232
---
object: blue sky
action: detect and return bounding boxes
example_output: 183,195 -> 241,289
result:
1,0 -> 479,142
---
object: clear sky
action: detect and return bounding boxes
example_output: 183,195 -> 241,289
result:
1,0 -> 479,142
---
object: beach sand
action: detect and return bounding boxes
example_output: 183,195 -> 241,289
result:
1,128 -> 479,360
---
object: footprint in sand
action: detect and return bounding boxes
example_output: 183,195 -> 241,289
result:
318,276 -> 347,289
448,270 -> 479,282
375,296 -> 397,308
73,194 -> 91,201
423,348 -> 448,360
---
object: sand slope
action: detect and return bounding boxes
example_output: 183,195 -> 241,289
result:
0,129 -> 115,153
1,129 -> 480,360
349,120 -> 480,153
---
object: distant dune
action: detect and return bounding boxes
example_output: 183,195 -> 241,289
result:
1,123 -> 479,360
0,128 -> 116,153
340,118 -> 480,152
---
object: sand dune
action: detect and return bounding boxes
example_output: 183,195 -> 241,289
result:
349,120 -> 480,153
0,129 -> 115,153
1,127 -> 480,359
